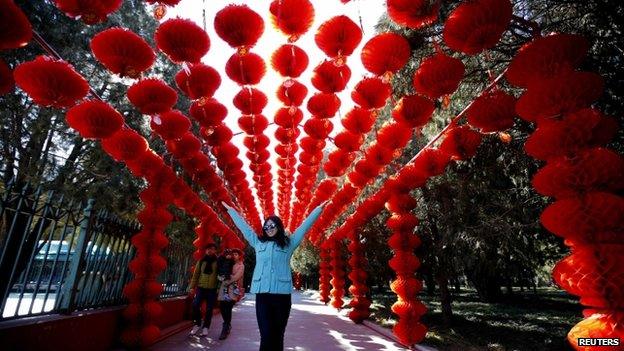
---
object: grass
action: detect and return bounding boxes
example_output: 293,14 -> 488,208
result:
369,287 -> 582,351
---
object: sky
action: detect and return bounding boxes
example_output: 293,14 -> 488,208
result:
163,0 -> 386,214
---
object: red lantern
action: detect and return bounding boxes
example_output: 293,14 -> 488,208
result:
101,128 -> 149,162
334,131 -> 363,152
304,118 -> 333,139
214,4 -> 264,49
311,61 -> 351,93
13,56 -> 89,108
126,151 -> 165,181
269,0 -> 315,39
127,78 -> 177,115
233,88 -> 268,115
439,126 -> 483,160
66,100 -> 124,139
392,94 -> 435,128
0,0 -> 32,50
150,110 -> 191,141
466,90 -> 516,132
238,115 -> 269,135
443,0 -> 512,55
54,0 -> 122,25
516,71 -> 604,123
202,124 -> 233,146
387,0 -> 439,29
90,28 -> 155,78
174,64 -> 221,100
225,53 -> 266,86
352,78 -> 391,109
315,15 -> 362,58
540,192 -> 624,245
377,123 -> 412,150
342,108 -> 375,134
271,44 -> 309,78
274,107 -> 303,128
524,108 -> 618,161
567,313 -> 624,351
307,93 -> 340,118
155,18 -> 210,63
506,33 -> 589,88
277,80 -> 308,106
365,143 -> 394,166
189,98 -> 228,127
361,33 -> 411,76
532,148 -> 624,199
413,53 -> 464,100
0,58 -> 15,95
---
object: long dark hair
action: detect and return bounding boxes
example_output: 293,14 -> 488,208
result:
259,215 -> 290,249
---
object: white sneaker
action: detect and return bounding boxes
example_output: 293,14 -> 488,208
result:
201,327 -> 209,337
190,325 -> 200,336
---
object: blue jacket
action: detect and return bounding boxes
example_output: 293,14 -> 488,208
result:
226,206 -> 323,294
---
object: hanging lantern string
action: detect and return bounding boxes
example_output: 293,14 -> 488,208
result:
322,69 -> 509,245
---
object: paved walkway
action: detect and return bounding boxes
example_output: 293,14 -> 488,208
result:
151,291 -> 418,351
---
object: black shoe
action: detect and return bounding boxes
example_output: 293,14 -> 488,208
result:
218,324 -> 231,340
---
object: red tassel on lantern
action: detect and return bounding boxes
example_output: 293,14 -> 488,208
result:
155,18 -> 210,63
443,0 -> 512,55
174,64 -> 221,100
0,0 -> 32,50
14,56 -> 89,108
315,15 -> 362,58
214,4 -> 264,49
127,78 -> 177,115
66,100 -> 124,139
90,28 -> 155,78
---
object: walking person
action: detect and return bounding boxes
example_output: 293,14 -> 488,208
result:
189,243 -> 219,337
222,201 -> 325,351
217,248 -> 245,340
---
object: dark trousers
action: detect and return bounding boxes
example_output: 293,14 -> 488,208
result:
220,300 -> 235,326
192,288 -> 217,327
255,293 -> 292,351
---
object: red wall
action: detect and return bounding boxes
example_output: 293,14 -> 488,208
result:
0,296 -> 191,351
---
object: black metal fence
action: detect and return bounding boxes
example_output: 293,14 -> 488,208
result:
0,178 -> 194,321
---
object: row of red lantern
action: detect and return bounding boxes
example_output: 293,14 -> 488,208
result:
287,15 -> 362,231
346,232 -> 371,323
386,192 -> 427,346
306,31 -> 434,245
0,0 -> 32,96
269,0 -> 315,222
122,183 -> 173,347
318,246 -> 332,304
214,4 -> 275,218
504,32 -> 624,350
327,238 -> 346,309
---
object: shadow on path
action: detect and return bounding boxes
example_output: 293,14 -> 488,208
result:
150,291 -> 414,351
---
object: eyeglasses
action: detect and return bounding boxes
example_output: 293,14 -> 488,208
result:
263,222 -> 276,231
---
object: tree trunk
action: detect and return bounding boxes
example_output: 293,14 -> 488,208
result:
436,270 -> 453,326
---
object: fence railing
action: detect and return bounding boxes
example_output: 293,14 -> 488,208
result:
0,178 -> 194,321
